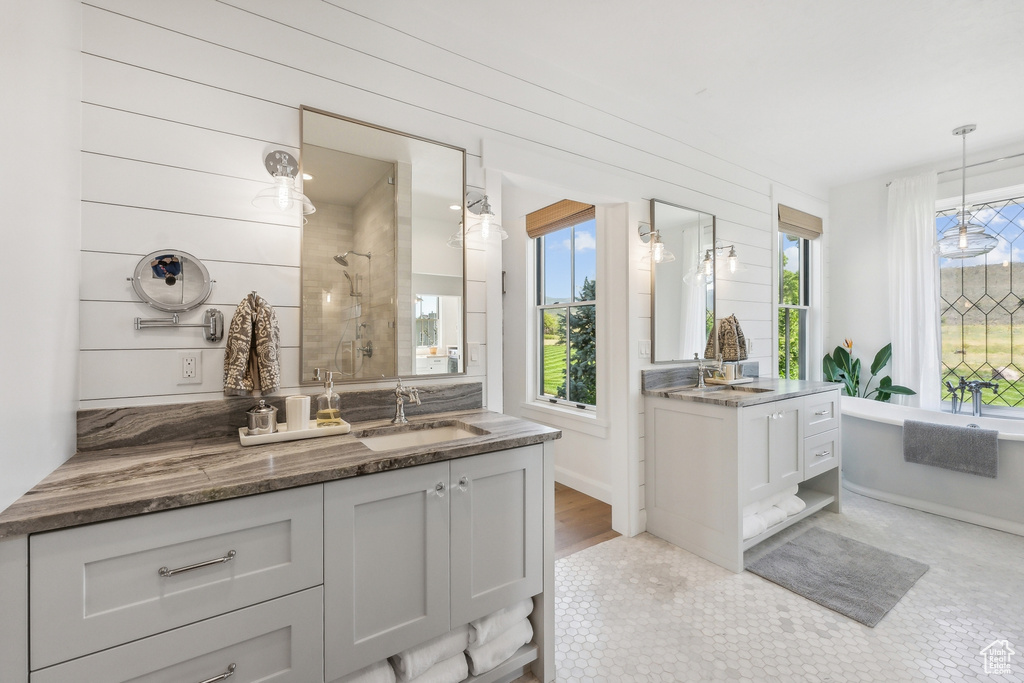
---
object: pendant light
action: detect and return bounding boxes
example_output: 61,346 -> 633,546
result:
936,125 -> 997,259
252,151 -> 315,215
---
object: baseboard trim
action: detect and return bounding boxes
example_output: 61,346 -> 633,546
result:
554,466 -> 612,504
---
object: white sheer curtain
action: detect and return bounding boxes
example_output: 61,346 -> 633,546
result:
887,171 -> 940,409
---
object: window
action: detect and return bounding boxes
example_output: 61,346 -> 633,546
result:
778,232 -> 809,379
535,217 -> 597,408
938,195 -> 1024,407
415,295 -> 439,347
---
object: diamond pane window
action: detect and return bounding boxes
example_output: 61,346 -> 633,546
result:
938,196 -> 1024,407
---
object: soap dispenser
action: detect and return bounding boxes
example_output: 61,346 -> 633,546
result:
315,370 -> 343,427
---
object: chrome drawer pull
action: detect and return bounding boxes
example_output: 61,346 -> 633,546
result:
198,664 -> 236,683
815,450 -> 831,458
158,550 -> 236,577
814,409 -> 831,416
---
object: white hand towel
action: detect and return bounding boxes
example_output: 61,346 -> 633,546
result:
742,514 -> 767,540
741,486 -> 800,518
466,618 -> 534,676
469,598 -> 534,646
335,659 -> 396,683
756,506 -> 787,528
389,625 -> 469,682
776,494 -> 806,516
406,653 -> 468,683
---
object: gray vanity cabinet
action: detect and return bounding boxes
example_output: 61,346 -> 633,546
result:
324,445 -> 544,682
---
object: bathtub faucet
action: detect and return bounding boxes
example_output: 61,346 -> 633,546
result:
947,376 -> 998,416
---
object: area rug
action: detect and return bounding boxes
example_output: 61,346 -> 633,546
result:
746,527 -> 929,627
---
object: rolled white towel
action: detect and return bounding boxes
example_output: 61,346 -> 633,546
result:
742,514 -> 768,540
406,653 -> 467,683
469,598 -> 534,646
776,494 -> 806,516
741,486 -> 800,518
335,660 -> 396,683
756,506 -> 787,528
389,625 -> 470,682
466,618 -> 534,676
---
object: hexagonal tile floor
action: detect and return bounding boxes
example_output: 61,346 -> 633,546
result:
541,491 -> 1024,682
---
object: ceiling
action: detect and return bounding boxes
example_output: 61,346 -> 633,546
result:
343,0 -> 1024,191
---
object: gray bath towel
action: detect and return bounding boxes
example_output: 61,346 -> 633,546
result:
902,419 -> 998,478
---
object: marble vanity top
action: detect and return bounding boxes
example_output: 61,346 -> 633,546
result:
0,409 -> 559,539
643,377 -> 838,407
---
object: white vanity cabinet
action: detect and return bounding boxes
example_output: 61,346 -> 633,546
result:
6,438 -> 556,683
324,445 -> 544,681
645,387 -> 841,573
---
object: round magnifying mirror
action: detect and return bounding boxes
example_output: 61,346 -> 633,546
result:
130,249 -> 213,312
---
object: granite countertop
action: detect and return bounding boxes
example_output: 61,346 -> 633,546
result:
0,409 -> 560,539
643,377 -> 838,407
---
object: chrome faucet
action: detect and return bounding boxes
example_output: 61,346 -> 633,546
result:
392,378 -> 421,424
693,353 -> 723,389
946,376 -> 998,416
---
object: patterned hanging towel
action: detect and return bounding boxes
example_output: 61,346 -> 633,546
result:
704,314 -> 748,361
223,292 -> 281,396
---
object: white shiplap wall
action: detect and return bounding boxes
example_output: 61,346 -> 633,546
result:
78,1 -> 493,407
76,0 -> 828,533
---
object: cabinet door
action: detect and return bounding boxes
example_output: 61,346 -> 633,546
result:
450,446 -> 543,626
769,397 -> 803,489
324,462 -> 450,681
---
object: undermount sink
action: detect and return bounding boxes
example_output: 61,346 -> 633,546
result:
355,420 -> 488,452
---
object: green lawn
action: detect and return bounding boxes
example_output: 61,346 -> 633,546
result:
543,343 -> 566,396
941,323 -> 1024,407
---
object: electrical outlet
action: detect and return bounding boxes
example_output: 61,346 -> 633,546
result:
178,351 -> 202,385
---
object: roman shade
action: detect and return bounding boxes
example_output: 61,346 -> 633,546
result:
778,204 -> 823,240
526,199 -> 595,239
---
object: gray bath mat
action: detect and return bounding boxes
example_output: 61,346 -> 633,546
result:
746,527 -> 928,627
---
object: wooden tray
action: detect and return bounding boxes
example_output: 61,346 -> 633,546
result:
705,377 -> 753,386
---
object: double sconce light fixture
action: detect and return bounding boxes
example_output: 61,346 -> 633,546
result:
252,151 -> 316,216
702,242 -> 741,276
447,191 -> 508,248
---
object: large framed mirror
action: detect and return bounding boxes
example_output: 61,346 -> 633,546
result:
650,199 -> 716,362
300,107 -> 466,384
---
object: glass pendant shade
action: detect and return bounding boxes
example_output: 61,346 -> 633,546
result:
935,125 -> 997,259
650,233 -> 675,263
465,196 -> 508,242
446,221 -> 464,248
252,175 -> 316,214
937,211 -> 998,259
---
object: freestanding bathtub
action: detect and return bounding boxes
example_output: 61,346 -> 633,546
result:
842,396 -> 1024,537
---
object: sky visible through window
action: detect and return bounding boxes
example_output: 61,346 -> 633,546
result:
543,219 -> 596,303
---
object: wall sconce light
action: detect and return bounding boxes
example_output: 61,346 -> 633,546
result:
465,192 -> 508,242
702,241 -> 742,274
446,220 -> 464,249
252,151 -> 315,215
637,222 -> 676,263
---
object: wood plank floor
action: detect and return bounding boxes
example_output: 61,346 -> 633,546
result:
554,482 -> 620,561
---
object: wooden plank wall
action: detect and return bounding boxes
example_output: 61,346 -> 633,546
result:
78,0 -> 824,422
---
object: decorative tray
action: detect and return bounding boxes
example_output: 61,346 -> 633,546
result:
705,377 -> 754,386
238,420 -> 351,446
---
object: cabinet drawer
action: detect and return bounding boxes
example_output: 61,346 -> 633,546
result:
804,429 -> 839,479
31,587 -> 323,683
804,392 -> 839,436
30,486 -> 323,669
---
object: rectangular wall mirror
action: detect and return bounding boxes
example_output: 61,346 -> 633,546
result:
300,107 -> 467,383
650,199 -> 716,363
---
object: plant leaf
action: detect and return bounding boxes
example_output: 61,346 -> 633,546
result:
886,385 -> 916,395
823,354 -> 839,382
870,343 -> 892,376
